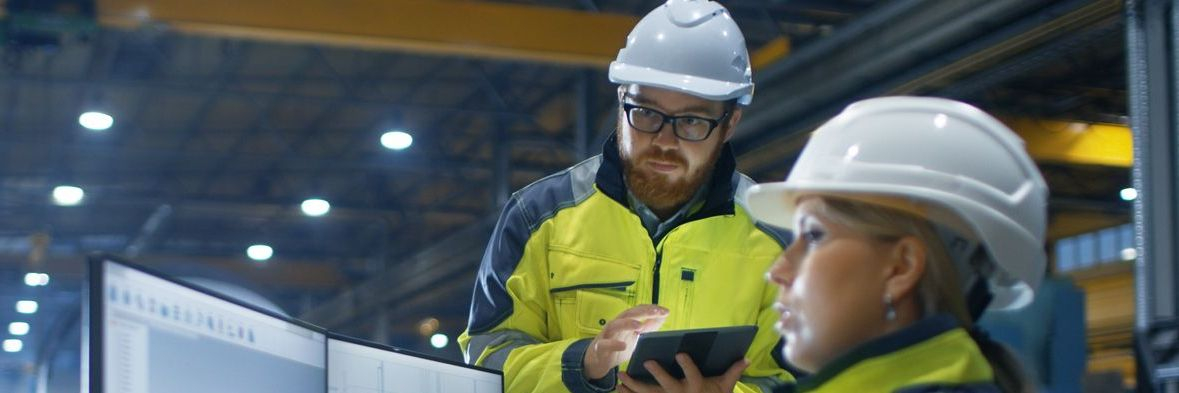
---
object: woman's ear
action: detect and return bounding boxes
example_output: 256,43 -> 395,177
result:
884,236 -> 926,300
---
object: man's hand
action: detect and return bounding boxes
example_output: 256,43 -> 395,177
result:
617,353 -> 749,393
583,305 -> 669,380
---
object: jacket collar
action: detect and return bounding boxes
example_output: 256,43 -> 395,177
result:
797,315 -> 995,392
595,133 -> 737,220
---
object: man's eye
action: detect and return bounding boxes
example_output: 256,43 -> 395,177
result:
633,108 -> 659,118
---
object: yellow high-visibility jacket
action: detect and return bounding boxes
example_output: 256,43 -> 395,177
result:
459,136 -> 793,393
783,315 -> 1001,393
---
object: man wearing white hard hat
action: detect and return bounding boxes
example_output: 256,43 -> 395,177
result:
748,96 -> 1045,392
459,1 -> 793,392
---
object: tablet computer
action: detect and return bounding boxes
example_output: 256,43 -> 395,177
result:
624,325 -> 757,384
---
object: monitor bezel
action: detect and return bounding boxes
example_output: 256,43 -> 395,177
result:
84,252 -> 329,393
326,331 -> 504,388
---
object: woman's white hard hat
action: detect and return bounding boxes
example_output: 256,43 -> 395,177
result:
746,96 -> 1049,311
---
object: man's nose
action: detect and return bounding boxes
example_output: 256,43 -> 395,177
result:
651,121 -> 679,147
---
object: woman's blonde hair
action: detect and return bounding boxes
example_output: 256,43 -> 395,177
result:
813,195 -> 1031,393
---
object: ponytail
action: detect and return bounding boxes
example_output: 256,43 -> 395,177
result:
968,328 -> 1033,393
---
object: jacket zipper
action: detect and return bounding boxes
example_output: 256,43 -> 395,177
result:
652,250 -> 663,304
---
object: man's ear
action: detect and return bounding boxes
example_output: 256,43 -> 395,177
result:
884,236 -> 927,301
723,107 -> 743,143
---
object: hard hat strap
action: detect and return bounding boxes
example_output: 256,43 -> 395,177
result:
932,222 -> 995,320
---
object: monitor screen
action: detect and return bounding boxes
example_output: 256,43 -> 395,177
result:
85,257 -> 326,393
328,335 -> 502,393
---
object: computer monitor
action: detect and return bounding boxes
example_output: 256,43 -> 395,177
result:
328,334 -> 503,393
84,255 -> 326,393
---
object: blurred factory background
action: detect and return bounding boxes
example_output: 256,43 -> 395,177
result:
0,0 -> 1148,391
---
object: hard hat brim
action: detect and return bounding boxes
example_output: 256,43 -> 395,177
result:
610,62 -> 753,105
745,182 -> 798,230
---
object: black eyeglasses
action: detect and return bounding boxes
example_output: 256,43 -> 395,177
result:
621,103 -> 729,142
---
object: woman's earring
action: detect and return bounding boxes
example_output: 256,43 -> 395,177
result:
884,293 -> 897,321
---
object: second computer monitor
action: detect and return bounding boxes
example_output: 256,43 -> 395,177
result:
328,334 -> 502,393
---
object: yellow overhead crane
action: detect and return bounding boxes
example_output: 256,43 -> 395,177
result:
77,0 -> 794,68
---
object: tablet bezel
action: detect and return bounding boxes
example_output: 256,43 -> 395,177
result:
623,325 -> 758,384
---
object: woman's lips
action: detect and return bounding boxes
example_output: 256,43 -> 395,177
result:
773,302 -> 793,334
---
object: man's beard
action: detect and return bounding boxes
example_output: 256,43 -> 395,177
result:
621,141 -> 723,213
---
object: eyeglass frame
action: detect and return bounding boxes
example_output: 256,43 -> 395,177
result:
620,102 -> 730,142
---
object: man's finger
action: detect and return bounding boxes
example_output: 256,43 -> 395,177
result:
601,318 -> 643,338
675,353 -> 704,383
617,370 -> 664,391
614,304 -> 670,321
636,315 -> 667,333
720,358 -> 751,387
619,372 -> 657,393
644,360 -> 681,390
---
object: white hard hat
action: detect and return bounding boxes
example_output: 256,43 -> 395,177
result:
746,96 -> 1048,311
609,0 -> 754,105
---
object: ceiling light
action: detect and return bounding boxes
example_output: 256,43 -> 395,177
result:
430,333 -> 448,349
52,185 -> 85,206
381,131 -> 413,150
2,339 -> 21,353
301,199 -> 331,217
247,245 -> 273,262
15,300 -> 37,314
1120,187 -> 1138,201
24,273 -> 49,287
8,322 -> 29,336
79,111 -> 114,131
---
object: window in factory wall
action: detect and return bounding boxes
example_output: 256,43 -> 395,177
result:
1055,224 -> 1134,272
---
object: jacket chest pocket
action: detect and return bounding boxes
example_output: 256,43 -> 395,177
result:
549,248 -> 640,337
663,248 -> 767,327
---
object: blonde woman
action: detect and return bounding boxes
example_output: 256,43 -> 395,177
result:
619,97 -> 1044,393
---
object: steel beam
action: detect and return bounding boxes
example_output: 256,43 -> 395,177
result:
124,204 -> 173,257
91,0 -> 793,69
191,48 -> 320,194
575,69 -> 593,160
0,74 -> 538,119
1127,0 -> 1179,389
1005,118 -> 1132,168
1128,0 -> 1178,327
95,0 -> 638,66
0,252 -> 347,290
0,133 -> 557,177
735,0 -> 1117,177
